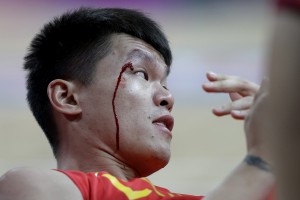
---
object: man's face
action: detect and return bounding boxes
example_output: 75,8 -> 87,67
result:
78,34 -> 174,176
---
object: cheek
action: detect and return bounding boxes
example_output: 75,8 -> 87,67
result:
116,77 -> 153,116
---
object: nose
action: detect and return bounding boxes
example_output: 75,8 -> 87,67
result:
153,86 -> 174,112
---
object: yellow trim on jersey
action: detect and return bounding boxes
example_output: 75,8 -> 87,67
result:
102,173 -> 152,200
141,178 -> 165,197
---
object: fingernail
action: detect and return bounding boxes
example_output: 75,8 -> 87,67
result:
232,110 -> 241,115
208,72 -> 217,78
214,106 -> 224,112
204,82 -> 214,87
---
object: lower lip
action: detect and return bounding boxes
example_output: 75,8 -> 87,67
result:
153,123 -> 172,138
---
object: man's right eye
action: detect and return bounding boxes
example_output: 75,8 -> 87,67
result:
135,71 -> 149,81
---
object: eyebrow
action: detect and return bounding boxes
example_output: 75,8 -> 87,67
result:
127,49 -> 169,75
127,49 -> 155,63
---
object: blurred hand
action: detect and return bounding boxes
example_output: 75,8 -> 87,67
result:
203,72 -> 272,164
202,72 -> 259,120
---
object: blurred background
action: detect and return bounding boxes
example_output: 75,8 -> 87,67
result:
0,0 -> 274,195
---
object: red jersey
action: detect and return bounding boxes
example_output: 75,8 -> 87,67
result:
277,0 -> 300,10
57,170 -> 204,200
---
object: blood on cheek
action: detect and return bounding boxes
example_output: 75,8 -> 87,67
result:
112,62 -> 134,150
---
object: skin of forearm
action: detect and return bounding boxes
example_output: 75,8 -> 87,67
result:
203,161 -> 274,200
268,9 -> 300,200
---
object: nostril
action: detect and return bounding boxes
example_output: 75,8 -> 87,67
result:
160,100 -> 168,106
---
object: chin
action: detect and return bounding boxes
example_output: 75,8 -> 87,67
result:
139,151 -> 171,177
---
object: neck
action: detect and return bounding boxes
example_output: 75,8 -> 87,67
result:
53,115 -> 140,181
56,144 -> 139,181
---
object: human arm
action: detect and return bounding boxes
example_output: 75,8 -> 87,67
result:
204,160 -> 274,200
266,1 -> 300,199
0,168 -> 82,200
202,75 -> 275,200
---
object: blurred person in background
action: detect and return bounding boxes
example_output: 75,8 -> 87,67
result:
262,0 -> 300,199
0,7 -> 274,200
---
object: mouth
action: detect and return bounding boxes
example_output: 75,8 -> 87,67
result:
152,115 -> 174,134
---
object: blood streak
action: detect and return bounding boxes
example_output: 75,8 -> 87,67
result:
112,62 -> 134,150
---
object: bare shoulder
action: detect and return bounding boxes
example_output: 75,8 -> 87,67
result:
0,167 -> 82,200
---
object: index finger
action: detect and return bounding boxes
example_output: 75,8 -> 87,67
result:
202,79 -> 259,96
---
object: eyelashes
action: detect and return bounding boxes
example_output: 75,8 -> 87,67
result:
133,69 -> 168,90
134,70 -> 149,81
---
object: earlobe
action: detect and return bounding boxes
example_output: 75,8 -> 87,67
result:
47,79 -> 82,115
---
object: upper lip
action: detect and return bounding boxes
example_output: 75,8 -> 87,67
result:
152,115 -> 174,132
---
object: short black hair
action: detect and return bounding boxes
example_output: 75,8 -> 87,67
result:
24,7 -> 172,157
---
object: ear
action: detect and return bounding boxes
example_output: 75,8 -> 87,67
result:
47,79 -> 82,115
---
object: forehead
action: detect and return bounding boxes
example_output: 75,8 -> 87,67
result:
111,34 -> 168,69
